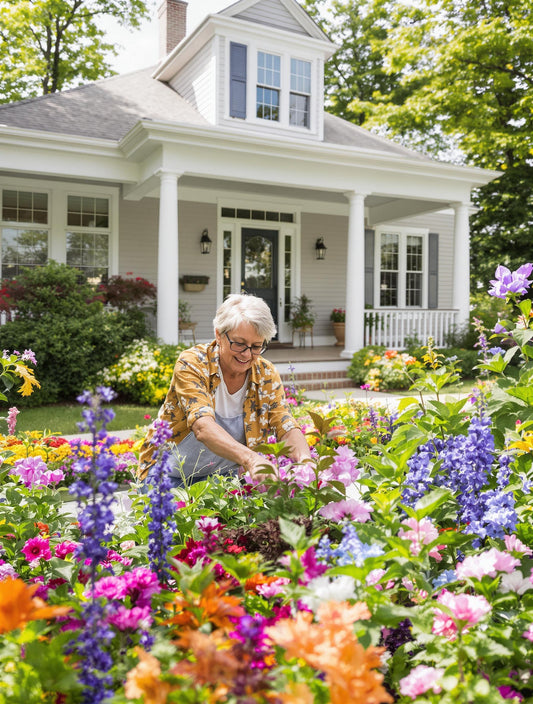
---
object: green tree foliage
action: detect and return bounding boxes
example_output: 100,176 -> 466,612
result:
0,262 -> 151,405
303,0 -> 533,288
0,0 -> 151,102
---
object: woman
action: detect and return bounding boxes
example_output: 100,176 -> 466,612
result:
138,293 -> 311,487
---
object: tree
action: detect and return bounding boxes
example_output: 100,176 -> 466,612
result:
0,0 -> 152,103
303,0 -> 533,287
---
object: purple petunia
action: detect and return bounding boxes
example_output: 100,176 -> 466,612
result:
488,263 -> 533,299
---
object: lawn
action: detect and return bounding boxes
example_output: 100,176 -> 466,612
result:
9,403 -> 159,435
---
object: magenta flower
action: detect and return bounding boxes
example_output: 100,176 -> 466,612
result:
399,664 -> 444,699
256,578 -> 290,598
432,590 -> 491,639
22,536 -> 52,565
488,263 -> 533,299
11,456 -> 64,488
122,567 -> 161,607
107,605 -> 152,630
523,623 -> 533,642
498,685 -> 524,701
321,446 -> 360,486
55,540 -> 80,559
319,498 -> 373,523
89,576 -> 128,600
6,406 -> 19,435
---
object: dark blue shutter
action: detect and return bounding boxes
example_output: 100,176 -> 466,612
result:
230,42 -> 247,119
364,228 -> 375,307
428,232 -> 439,309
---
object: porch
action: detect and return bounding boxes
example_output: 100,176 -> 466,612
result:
264,344 -> 353,391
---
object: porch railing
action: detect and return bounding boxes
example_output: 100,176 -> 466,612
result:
364,309 -> 458,349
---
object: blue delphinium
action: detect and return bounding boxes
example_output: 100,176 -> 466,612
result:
68,387 -> 119,704
317,522 -> 384,566
402,417 -> 517,544
143,419 -> 177,583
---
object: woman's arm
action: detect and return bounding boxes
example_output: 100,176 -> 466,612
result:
279,427 -> 312,463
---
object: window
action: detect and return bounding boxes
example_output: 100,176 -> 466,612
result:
256,52 -> 280,121
377,231 -> 425,308
1,189 -> 49,278
66,195 -> 110,283
290,59 -> 311,127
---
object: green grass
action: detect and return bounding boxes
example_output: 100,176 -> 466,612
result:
8,404 -> 159,435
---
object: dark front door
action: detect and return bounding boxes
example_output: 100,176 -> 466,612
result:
241,228 -> 278,329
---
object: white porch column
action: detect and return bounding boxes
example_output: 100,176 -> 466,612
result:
452,201 -> 471,331
341,191 -> 367,358
157,171 -> 180,344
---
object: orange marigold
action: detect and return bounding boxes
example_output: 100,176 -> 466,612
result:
0,578 -> 70,634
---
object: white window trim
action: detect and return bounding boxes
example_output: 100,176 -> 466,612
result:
374,225 -> 429,309
217,198 -> 301,342
0,176 -> 119,279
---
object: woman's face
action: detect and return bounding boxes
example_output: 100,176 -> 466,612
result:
216,322 -> 265,376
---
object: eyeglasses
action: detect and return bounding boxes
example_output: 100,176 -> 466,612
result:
224,332 -> 267,356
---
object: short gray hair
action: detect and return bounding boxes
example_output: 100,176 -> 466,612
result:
213,294 -> 277,342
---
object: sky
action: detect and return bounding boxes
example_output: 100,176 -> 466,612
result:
100,0 -> 233,74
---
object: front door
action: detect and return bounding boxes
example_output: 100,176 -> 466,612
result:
241,228 -> 278,329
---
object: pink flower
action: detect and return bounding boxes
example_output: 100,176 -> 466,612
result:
499,570 -> 532,595
319,498 -> 373,523
7,406 -> 20,435
399,664 -> 444,699
54,540 -> 80,559
498,685 -> 524,701
256,578 -> 290,598
456,548 -> 520,580
320,446 -> 360,486
22,536 -> 52,565
10,456 -> 64,488
504,535 -> 532,556
522,623 -> 533,642
122,567 -> 161,606
432,590 -> 491,640
366,568 -> 395,591
398,517 -> 443,560
89,576 -> 128,600
301,546 -> 327,582
107,605 -> 152,630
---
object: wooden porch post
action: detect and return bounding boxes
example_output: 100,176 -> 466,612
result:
452,201 -> 471,332
341,191 -> 367,358
157,170 -> 180,344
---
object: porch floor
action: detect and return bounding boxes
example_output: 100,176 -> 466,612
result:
263,343 -> 345,364
263,344 -> 354,390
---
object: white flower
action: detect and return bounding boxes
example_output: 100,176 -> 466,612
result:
301,575 -> 356,611
499,570 -> 532,595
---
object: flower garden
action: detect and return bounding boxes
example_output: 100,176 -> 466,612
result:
1,264 -> 533,703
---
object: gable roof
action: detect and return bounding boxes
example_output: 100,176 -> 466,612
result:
218,0 -> 329,41
0,68 -> 430,163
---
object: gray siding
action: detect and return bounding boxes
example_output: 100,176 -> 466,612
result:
236,0 -> 309,35
300,212 -> 347,338
119,198 -> 218,341
169,38 -> 217,124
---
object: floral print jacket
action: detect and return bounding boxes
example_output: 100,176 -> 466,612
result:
138,340 -> 299,479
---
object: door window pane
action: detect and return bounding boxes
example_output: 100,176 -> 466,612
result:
406,236 -> 423,307
380,234 -> 398,306
244,235 -> 273,288
223,230 -> 232,298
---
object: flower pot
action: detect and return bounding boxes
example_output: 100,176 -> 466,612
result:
332,321 -> 345,346
183,283 -> 205,292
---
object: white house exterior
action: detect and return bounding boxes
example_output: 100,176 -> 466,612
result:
0,0 -> 499,355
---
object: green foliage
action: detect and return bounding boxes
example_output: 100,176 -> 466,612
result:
289,294 -> 316,328
347,345 -> 421,390
99,338 -> 187,405
0,0 -> 151,102
347,345 -> 386,384
408,346 -> 479,379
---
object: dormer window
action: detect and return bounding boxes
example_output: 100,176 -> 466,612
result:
257,52 -> 281,121
290,59 -> 311,127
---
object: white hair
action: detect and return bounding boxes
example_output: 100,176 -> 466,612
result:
213,293 -> 277,342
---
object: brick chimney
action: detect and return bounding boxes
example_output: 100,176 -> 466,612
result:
158,0 -> 188,58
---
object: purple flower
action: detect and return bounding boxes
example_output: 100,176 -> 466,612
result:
21,349 -> 37,365
11,456 -> 64,488
488,263 -> 533,299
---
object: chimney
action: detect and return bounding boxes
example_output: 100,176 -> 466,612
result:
158,0 -> 188,58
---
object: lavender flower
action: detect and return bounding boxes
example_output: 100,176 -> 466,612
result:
488,263 -> 533,299
317,522 -> 384,566
144,419 -> 177,582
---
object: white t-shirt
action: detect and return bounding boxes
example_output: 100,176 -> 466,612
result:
215,371 -> 249,418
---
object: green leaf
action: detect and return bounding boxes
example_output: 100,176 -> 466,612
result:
506,386 -> 533,405
278,517 -> 307,550
413,487 -> 452,518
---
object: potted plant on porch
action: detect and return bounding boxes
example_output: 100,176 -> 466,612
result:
180,275 -> 210,292
290,294 -> 316,346
330,307 -> 345,346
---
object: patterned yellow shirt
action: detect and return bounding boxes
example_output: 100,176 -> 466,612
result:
138,340 -> 299,479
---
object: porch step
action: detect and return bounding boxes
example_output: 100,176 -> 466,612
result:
279,369 -> 355,392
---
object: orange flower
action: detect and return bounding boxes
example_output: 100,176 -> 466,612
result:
266,601 -> 392,704
0,578 -> 71,634
34,521 -> 50,536
125,648 -> 170,704
165,580 -> 245,633
244,573 -> 279,593
279,682 -> 315,703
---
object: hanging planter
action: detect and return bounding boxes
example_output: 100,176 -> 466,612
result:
180,275 -> 210,292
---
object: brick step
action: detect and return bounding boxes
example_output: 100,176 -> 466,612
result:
279,369 -> 348,382
283,377 -> 355,391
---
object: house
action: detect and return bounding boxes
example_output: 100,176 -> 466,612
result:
0,0 -> 498,359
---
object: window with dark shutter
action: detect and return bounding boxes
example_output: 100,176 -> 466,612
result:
230,42 -> 247,119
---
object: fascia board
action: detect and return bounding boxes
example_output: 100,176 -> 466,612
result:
153,15 -> 337,81
120,119 -> 501,188
0,126 -> 139,182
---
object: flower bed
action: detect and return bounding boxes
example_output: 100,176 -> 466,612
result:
1,264 -> 533,702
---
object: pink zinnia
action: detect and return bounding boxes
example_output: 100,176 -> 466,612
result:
319,498 -> 373,523
107,605 -> 152,630
122,567 -> 161,606
22,536 -> 52,564
398,517 -> 443,560
456,548 -> 520,580
432,590 -> 491,640
54,540 -> 79,559
399,664 -> 444,699
90,576 -> 128,600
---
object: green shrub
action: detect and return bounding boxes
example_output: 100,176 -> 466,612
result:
347,346 -> 421,391
347,346 -> 386,385
98,338 -> 188,405
409,346 -> 479,378
0,262 -> 152,405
